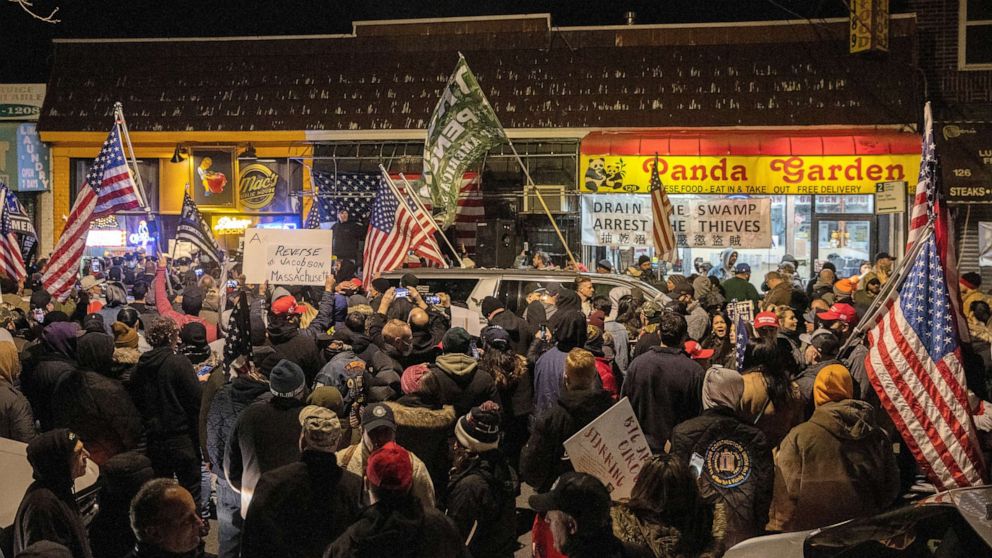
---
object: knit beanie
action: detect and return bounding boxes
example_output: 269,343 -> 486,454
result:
813,363 -> 854,407
111,321 -> 139,349
480,296 -> 504,318
441,327 -> 473,355
269,359 -> 306,399
401,363 -> 429,395
454,401 -> 502,453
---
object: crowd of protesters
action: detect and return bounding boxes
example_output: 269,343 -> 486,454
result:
2,247 -> 992,558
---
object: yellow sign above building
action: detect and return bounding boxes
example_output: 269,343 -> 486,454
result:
580,154 -> 921,195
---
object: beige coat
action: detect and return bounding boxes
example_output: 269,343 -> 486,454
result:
336,440 -> 436,508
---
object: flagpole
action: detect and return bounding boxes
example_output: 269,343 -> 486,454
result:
377,166 -> 451,269
396,172 -> 464,268
841,219 -> 935,353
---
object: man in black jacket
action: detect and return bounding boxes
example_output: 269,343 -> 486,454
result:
129,317 -> 203,503
331,209 -> 365,266
14,429 -> 94,558
224,358 -> 306,518
481,296 -> 534,356
670,366 -> 773,549
126,478 -> 204,558
621,311 -> 704,452
521,348 -> 613,493
242,405 -> 362,558
266,291 -> 328,387
426,328 -> 500,417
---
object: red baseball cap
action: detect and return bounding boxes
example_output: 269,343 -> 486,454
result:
270,295 -> 304,316
366,441 -> 413,492
817,303 -> 857,325
754,311 -> 779,329
684,340 -> 715,360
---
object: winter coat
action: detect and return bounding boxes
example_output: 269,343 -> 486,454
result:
224,396 -> 305,516
685,303 -> 710,342
595,356 -> 619,399
605,320 -> 630,373
768,399 -> 900,532
670,407 -> 773,548
428,353 -> 500,417
14,429 -> 94,558
720,277 -> 760,308
266,322 -> 325,387
763,282 -> 793,308
384,397 -> 453,503
490,309 -> 534,356
610,504 -> 721,558
337,439 -> 436,509
242,450 -> 363,558
206,376 -> 271,473
621,347 -> 705,452
0,378 -> 36,442
633,330 -> 661,360
520,388 -> 615,493
740,371 -> 803,448
51,370 -> 143,465
153,266 -> 217,342
20,348 -> 76,431
111,347 -> 141,385
446,452 -> 518,558
794,359 -> 845,420
533,347 -> 568,417
129,346 -> 201,442
708,249 -> 738,282
325,493 -> 468,558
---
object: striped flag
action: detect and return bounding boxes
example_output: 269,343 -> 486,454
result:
362,172 -> 446,285
906,102 -> 936,251
453,174 -> 483,256
735,314 -> 749,372
0,184 -> 26,281
42,123 -> 141,300
865,103 -> 986,489
649,153 -> 678,263
176,191 -> 222,265
3,190 -> 37,264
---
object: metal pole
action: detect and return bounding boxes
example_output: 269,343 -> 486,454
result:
505,141 -> 577,267
377,166 -> 456,268
397,172 -> 465,268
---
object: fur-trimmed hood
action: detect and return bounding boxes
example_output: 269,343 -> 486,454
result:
384,400 -> 456,430
112,346 -> 141,365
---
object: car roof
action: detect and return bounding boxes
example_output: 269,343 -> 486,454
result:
381,268 -> 661,295
0,437 -> 99,528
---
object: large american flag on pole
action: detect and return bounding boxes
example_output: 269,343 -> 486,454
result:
865,102 -> 986,490
0,184 -> 26,281
650,153 -> 678,263
362,172 -> 445,285
42,123 -> 142,300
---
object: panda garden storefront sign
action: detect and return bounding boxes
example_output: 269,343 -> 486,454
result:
581,194 -> 772,249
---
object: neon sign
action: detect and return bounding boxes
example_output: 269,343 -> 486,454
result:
213,216 -> 253,235
128,220 -> 155,248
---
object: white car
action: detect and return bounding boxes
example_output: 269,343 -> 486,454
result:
725,486 -> 992,557
380,269 -> 663,336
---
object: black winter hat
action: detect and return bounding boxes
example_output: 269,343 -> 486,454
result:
480,296 -> 504,318
454,401 -> 502,453
441,327 -> 473,355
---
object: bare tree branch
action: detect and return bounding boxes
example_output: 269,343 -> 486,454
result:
9,0 -> 61,24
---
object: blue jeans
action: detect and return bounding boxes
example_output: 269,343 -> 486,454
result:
216,479 -> 243,558
199,462 -> 213,518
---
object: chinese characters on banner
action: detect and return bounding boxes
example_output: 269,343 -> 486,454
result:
580,195 -> 772,249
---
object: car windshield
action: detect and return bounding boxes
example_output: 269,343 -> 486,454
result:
805,504 -> 988,557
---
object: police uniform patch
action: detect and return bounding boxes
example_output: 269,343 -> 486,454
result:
704,439 -> 751,488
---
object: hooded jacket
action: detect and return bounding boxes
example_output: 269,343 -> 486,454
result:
385,396 -> 453,504
0,341 -> 35,442
224,395 -> 305,516
446,452 -> 517,558
768,399 -> 900,532
428,353 -> 500,417
206,375 -> 271,472
20,322 -> 79,431
670,368 -> 773,549
326,493 -> 467,558
489,308 -> 535,356
708,249 -> 737,282
520,388 -> 615,493
266,319 -> 325,387
337,436 -> 437,510
621,346 -> 705,452
14,429 -> 94,558
129,346 -> 201,441
241,450 -> 363,558
533,311 -> 588,416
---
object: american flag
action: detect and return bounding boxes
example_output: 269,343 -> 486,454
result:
176,191 -> 222,265
3,190 -> 37,264
310,170 -> 377,224
735,314 -> 749,372
0,184 -> 26,281
42,124 -> 141,300
865,234 -> 986,489
224,291 -> 252,367
906,102 -> 936,251
362,171 -> 445,285
453,174 -> 483,256
650,154 -> 678,263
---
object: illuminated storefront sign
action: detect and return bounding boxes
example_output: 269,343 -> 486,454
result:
579,154 -> 920,195
86,229 -> 126,247
239,163 -> 279,209
213,216 -> 253,235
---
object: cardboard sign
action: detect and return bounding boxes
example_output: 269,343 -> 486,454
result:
243,228 -> 333,285
580,195 -> 653,247
563,398 -> 652,500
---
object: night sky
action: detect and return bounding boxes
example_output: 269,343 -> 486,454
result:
2,0 -> 911,83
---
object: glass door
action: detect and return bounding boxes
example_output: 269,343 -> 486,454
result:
813,218 -> 873,278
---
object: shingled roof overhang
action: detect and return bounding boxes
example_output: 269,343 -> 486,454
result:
38,13 -> 919,136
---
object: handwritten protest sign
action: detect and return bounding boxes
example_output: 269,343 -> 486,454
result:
563,397 -> 652,500
243,228 -> 333,285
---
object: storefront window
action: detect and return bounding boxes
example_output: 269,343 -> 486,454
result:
71,158 -> 159,212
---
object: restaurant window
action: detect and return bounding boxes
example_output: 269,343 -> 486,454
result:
814,194 -> 873,214
960,0 -> 992,69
